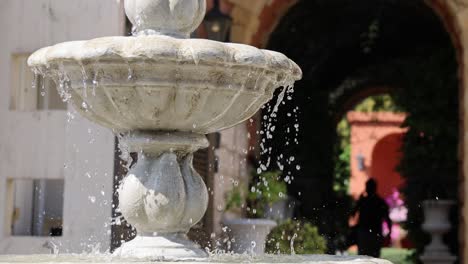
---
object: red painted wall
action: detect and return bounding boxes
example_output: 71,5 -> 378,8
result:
347,112 -> 407,199
372,133 -> 405,198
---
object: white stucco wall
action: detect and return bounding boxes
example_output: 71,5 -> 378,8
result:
0,0 -> 125,254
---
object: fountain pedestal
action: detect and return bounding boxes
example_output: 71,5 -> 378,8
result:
115,233 -> 206,259
0,254 -> 392,263
115,132 -> 209,258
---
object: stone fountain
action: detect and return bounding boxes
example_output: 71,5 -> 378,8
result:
28,0 -> 300,258
14,0 -> 390,263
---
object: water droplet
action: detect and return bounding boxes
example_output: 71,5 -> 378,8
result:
251,241 -> 257,250
32,72 -> 38,89
127,66 -> 133,80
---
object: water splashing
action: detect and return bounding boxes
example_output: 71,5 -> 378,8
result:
290,233 -> 298,255
32,70 -> 38,90
126,61 -> 134,81
257,74 -> 299,177
92,67 -> 100,96
57,63 -> 72,103
80,63 -> 89,99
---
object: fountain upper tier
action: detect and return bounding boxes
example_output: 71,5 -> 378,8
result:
28,33 -> 301,134
28,0 -> 302,134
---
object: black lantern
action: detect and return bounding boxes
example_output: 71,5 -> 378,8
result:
204,0 -> 232,42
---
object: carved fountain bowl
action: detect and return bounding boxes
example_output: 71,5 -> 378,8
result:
28,35 -> 302,134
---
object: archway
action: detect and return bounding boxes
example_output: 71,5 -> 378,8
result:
258,0 -> 461,258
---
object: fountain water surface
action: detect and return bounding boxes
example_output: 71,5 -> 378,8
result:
4,0 -> 391,263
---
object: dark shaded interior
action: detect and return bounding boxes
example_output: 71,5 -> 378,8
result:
263,0 -> 458,253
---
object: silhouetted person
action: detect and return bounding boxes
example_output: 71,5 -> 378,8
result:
351,179 -> 392,257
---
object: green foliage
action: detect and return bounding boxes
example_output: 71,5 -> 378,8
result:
333,144 -> 351,194
224,185 -> 244,212
334,118 -> 351,195
225,171 -> 287,219
247,171 -> 288,218
354,94 -> 403,113
265,220 -> 327,254
380,248 -> 415,264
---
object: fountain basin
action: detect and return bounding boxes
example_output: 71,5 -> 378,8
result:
0,254 -> 392,263
28,35 -> 301,133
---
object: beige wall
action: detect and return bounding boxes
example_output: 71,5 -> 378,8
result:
210,124 -> 249,236
0,0 -> 125,254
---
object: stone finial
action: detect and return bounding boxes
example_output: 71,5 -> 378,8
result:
124,0 -> 206,38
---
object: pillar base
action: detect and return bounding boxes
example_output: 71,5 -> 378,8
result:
114,233 -> 207,260
420,254 -> 457,264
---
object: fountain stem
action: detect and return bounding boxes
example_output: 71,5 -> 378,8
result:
115,132 -> 209,258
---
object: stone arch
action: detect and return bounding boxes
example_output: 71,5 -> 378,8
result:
333,85 -> 393,125
424,1 -> 468,261
227,0 -> 467,52
251,0 -> 466,259
227,0 -> 297,46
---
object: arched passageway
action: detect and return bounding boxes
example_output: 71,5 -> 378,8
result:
256,0 -> 461,256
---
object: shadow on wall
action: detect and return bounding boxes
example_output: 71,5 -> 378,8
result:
371,132 -> 405,198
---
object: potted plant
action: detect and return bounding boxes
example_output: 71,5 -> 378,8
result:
265,219 -> 327,254
400,169 -> 458,263
222,171 -> 287,254
418,174 -> 457,263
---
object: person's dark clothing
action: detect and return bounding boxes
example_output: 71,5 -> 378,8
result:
352,194 -> 391,257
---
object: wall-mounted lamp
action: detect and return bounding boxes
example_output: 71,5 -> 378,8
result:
204,0 -> 232,42
356,154 -> 365,171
